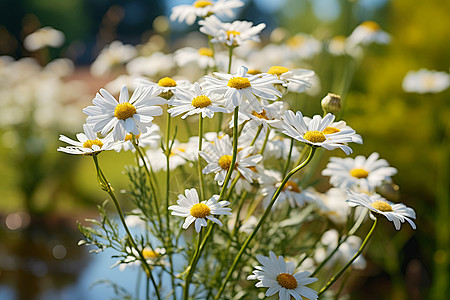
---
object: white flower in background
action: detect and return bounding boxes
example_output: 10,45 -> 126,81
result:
402,69 -> 450,94
199,15 -> 266,47
229,99 -> 285,133
113,124 -> 161,152
266,66 -> 315,93
199,134 -> 262,185
24,26 -> 65,51
202,65 -> 282,113
126,52 -> 175,77
258,169 -> 319,209
247,251 -> 318,300
169,188 -> 231,232
57,124 -> 114,155
327,35 -> 363,58
346,191 -> 416,230
315,188 -> 351,225
105,74 -> 142,94
83,85 -> 165,141
137,76 -> 192,99
170,0 -> 244,26
282,111 -> 357,155
90,41 -> 137,77
117,246 -> 166,271
168,82 -> 228,119
322,153 -> 397,193
174,47 -> 216,70
283,33 -> 322,60
43,58 -> 74,77
143,138 -> 198,171
303,117 -> 363,144
314,229 -> 367,270
124,209 -> 147,229
347,21 -> 390,47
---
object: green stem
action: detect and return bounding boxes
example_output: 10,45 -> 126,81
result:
198,116 -> 205,201
250,125 -> 263,147
227,46 -> 234,74
282,138 -> 294,177
92,156 -> 161,300
184,230 -> 203,300
318,218 -> 378,296
259,127 -> 270,155
214,146 -> 316,300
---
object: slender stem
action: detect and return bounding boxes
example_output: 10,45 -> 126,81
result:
184,230 -> 203,300
92,156 -> 161,300
318,218 -> 378,296
250,125 -> 263,147
198,116 -> 205,201
214,147 -> 316,300
259,127 -> 270,155
282,138 -> 294,177
227,46 -> 234,74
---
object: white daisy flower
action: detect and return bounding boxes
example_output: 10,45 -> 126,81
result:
327,35 -> 363,58
137,76 -> 192,100
201,65 -> 283,113
314,229 -> 366,270
282,110 -> 357,155
199,134 -> 262,185
113,124 -> 161,152
258,169 -> 319,209
266,66 -> 315,93
283,33 -> 322,60
57,124 -> 114,155
174,47 -> 216,70
199,15 -> 266,47
168,188 -> 231,232
126,52 -> 175,77
83,85 -> 165,141
321,153 -> 397,192
170,0 -> 244,26
24,26 -> 64,52
402,69 -> 450,94
117,246 -> 166,271
90,41 -> 137,77
315,188 -> 351,225
247,251 -> 318,300
347,21 -> 390,47
167,82 -> 228,119
303,117 -> 363,144
346,191 -> 416,230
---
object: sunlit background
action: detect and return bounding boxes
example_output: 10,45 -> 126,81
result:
0,0 -> 449,299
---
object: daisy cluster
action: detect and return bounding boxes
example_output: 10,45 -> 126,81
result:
58,1 -> 417,299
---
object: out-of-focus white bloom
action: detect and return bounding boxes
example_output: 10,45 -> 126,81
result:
266,65 -> 315,93
402,69 -> 450,94
83,85 -> 164,141
227,215 -> 258,234
202,66 -> 282,113
322,153 -> 397,193
58,124 -> 114,155
303,117 -> 363,144
314,229 -> 367,270
126,52 -> 175,76
168,82 -> 228,119
258,169 -> 319,209
24,26 -> 65,51
117,246 -> 166,271
347,191 -> 416,230
199,134 -> 262,185
113,124 -> 161,152
174,47 -> 216,69
170,0 -> 244,26
43,58 -> 74,77
199,15 -> 266,47
327,35 -> 363,58
282,111 -> 357,155
283,33 -> 322,60
91,41 -> 137,77
247,251 -> 318,300
169,188 -> 231,232
315,188 -> 351,225
105,74 -> 142,94
347,21 -> 390,47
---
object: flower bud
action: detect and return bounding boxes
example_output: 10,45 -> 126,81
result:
321,93 -> 341,114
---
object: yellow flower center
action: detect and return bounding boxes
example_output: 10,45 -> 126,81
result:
193,0 -> 213,8
158,77 -> 177,87
283,181 -> 301,193
276,273 -> 298,290
190,203 -> 211,218
303,130 -> 326,143
114,102 -> 137,120
226,30 -> 241,39
267,66 -> 290,76
286,35 -> 305,48
227,77 -> 251,89
83,139 -> 104,149
350,168 -> 369,179
251,109 -> 269,120
361,21 -> 380,32
322,127 -> 340,135
191,95 -> 212,108
218,154 -> 233,170
198,47 -> 213,57
371,200 -> 393,212
125,133 -> 141,141
246,69 -> 261,75
142,248 -> 159,259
